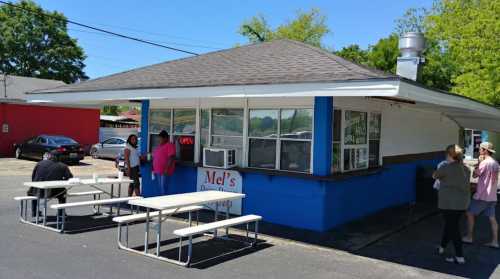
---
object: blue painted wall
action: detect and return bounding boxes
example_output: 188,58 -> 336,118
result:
140,157 -> 440,231
313,97 -> 333,176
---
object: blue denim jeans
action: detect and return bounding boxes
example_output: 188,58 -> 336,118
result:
155,173 -> 168,195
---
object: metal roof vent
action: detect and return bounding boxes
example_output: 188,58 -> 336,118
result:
397,32 -> 426,81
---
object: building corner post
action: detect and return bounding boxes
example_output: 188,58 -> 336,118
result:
312,97 -> 333,176
140,100 -> 150,154
140,100 -> 152,196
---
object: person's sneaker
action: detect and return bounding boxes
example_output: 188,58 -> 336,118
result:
445,256 -> 466,264
437,246 -> 444,255
462,236 -> 473,244
485,242 -> 499,249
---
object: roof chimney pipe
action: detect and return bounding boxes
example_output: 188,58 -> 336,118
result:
396,32 -> 425,81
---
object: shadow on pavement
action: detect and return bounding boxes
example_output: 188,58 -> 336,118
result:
191,202 -> 500,278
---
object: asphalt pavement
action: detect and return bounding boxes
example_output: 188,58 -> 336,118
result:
1,158 -> 499,279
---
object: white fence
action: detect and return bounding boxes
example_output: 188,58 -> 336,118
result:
99,127 -> 139,142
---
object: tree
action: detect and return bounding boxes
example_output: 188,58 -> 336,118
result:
0,0 -> 87,83
426,0 -> 500,106
394,6 -> 455,91
334,44 -> 368,65
366,34 -> 400,74
239,8 -> 329,47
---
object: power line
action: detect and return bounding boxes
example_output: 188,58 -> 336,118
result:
68,28 -> 221,50
0,0 -> 199,56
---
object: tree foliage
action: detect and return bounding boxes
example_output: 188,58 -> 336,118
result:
366,34 -> 400,74
426,0 -> 500,105
334,44 -> 367,65
0,0 -> 87,83
239,8 -> 329,47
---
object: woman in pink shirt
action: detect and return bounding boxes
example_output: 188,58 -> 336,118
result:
463,142 -> 499,248
152,130 -> 176,195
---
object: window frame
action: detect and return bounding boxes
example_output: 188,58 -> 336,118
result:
334,108 -> 382,173
247,107 -> 313,173
149,108 -> 198,162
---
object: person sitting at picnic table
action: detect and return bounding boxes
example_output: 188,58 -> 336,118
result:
433,144 -> 471,264
152,130 -> 176,195
463,142 -> 499,248
28,150 -> 73,217
124,134 -> 141,197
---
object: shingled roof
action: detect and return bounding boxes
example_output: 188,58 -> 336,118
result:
33,39 -> 396,94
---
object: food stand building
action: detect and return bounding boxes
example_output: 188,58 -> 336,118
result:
28,39 -> 500,232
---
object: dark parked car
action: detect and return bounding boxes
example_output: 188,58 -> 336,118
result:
14,135 -> 85,164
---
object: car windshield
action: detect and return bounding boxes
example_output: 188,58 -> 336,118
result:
49,137 -> 77,145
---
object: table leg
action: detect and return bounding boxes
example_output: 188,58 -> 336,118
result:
35,197 -> 40,224
43,190 -> 48,226
225,202 -> 230,236
214,202 -> 219,238
144,207 -> 150,254
156,210 -> 162,256
110,184 -> 114,215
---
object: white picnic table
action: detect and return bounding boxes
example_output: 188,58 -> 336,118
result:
23,177 -> 133,230
126,190 -> 245,265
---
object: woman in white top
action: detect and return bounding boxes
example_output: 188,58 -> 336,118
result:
124,134 -> 141,196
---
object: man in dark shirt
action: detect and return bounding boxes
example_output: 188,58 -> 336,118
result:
28,150 -> 73,216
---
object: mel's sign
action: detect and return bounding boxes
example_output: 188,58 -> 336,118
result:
196,167 -> 243,215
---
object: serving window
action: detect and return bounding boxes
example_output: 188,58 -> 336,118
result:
248,108 -> 312,173
149,108 -> 196,162
332,109 -> 381,173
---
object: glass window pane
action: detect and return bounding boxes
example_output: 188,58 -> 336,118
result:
280,109 -> 313,139
280,140 -> 311,172
149,134 -> 162,152
200,109 -> 210,162
212,109 -> 243,136
369,140 -> 380,167
248,139 -> 276,169
174,135 -> 195,162
249,109 -> 278,137
344,111 -> 367,145
332,142 -> 341,173
173,109 -> 196,135
369,113 -> 381,140
343,147 -> 368,171
150,109 -> 171,134
211,135 -> 243,164
333,109 -> 342,142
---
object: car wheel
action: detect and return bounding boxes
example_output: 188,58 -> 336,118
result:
42,152 -> 50,161
90,148 -> 99,159
15,148 -> 22,159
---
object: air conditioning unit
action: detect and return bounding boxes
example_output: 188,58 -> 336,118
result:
203,147 -> 236,169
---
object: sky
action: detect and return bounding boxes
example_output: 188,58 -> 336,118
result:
33,0 -> 434,79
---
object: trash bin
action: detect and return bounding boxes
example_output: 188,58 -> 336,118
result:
416,165 -> 438,206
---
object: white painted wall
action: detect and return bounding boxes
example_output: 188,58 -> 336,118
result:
380,105 -> 459,157
332,97 -> 459,157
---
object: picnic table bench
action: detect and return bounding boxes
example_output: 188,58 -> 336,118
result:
16,177 -> 133,232
117,191 -> 262,267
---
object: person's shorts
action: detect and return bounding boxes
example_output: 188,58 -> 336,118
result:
129,166 -> 141,189
468,199 -> 497,217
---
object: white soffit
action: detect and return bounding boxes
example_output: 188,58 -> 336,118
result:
26,80 -> 400,103
398,80 -> 500,132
